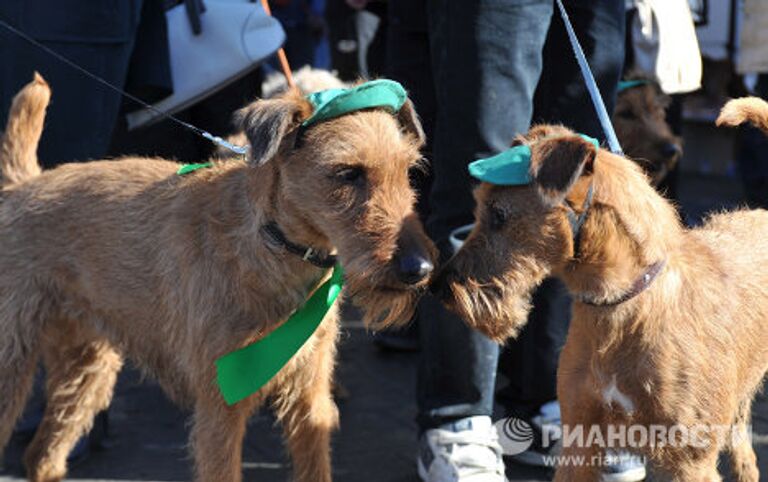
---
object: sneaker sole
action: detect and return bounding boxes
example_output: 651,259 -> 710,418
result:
506,451 -> 556,468
418,456 -> 510,482
417,457 -> 429,481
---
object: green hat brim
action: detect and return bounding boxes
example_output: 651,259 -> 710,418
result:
617,79 -> 651,93
468,134 -> 599,186
303,79 -> 407,127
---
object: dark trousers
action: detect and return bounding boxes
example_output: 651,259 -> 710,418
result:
0,0 -> 144,167
414,0 -> 624,431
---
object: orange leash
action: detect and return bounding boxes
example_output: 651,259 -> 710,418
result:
260,0 -> 296,88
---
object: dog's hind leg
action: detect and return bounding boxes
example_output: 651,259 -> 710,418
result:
727,402 -> 759,482
0,340 -> 39,457
276,317 -> 339,482
0,290 -> 49,459
23,330 -> 122,482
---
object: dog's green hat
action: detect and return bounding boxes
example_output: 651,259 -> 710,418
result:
302,79 -> 407,126
468,134 -> 600,186
617,79 -> 651,92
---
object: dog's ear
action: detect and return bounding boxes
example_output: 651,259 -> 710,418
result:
235,92 -> 311,165
530,135 -> 596,207
397,99 -> 426,146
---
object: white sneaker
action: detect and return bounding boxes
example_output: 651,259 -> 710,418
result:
417,416 -> 507,482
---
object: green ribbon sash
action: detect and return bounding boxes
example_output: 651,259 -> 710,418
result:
177,162 -> 213,175
215,265 -> 344,405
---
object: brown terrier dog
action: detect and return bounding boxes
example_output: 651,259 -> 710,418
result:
0,74 -> 435,482
613,78 -> 682,185
433,114 -> 768,480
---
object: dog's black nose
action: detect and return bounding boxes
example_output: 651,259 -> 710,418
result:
395,252 -> 434,285
660,142 -> 682,160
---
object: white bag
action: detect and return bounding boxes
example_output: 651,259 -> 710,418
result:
126,0 -> 285,130
631,0 -> 702,94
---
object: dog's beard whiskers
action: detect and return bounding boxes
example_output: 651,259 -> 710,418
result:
446,275 -> 532,342
343,268 -> 420,330
361,290 -> 417,330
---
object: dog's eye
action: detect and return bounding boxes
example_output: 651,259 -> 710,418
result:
616,110 -> 636,120
488,205 -> 507,231
334,166 -> 366,185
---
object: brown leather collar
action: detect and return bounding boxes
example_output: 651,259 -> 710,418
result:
577,260 -> 666,307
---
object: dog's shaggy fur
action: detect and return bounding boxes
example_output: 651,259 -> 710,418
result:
434,107 -> 768,480
613,77 -> 682,185
261,66 -> 348,99
0,75 -> 435,482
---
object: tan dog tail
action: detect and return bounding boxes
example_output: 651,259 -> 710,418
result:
716,97 -> 768,135
0,72 -> 49,188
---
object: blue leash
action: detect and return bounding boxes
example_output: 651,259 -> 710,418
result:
555,0 -> 623,155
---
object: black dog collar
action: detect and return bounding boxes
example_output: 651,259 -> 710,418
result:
261,222 -> 337,269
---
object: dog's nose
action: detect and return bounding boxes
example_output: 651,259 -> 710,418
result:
395,252 -> 434,285
660,142 -> 682,160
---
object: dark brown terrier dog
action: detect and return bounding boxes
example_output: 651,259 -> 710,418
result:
613,78 -> 682,185
0,74 -> 435,482
434,119 -> 768,480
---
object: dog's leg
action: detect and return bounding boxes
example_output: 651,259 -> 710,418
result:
728,402 -> 759,482
551,410 -> 604,481
729,431 -> 758,482
554,341 -> 604,481
190,396 -> 249,482
23,337 -> 122,482
279,379 -> 338,482
277,318 -> 339,482
0,290 -> 47,457
665,450 -> 722,482
0,341 -> 39,456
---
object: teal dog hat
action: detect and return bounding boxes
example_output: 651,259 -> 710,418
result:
617,79 -> 651,93
468,134 -> 600,186
303,79 -> 407,127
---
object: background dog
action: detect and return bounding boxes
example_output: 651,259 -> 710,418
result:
0,75 -> 435,482
613,77 -> 682,185
433,118 -> 768,480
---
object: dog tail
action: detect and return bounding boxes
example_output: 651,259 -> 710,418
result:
0,72 -> 49,188
716,97 -> 768,135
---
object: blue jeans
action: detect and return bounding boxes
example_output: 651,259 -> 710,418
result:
416,0 -> 624,431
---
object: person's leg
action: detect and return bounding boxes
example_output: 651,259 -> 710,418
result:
418,0 -> 553,433
0,0 -> 144,168
502,0 -> 625,415
387,0 -> 435,219
497,278 -> 571,418
415,3 -> 553,480
369,0 -> 435,353
325,0 -> 360,81
500,1 -> 630,474
533,0 -> 625,138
